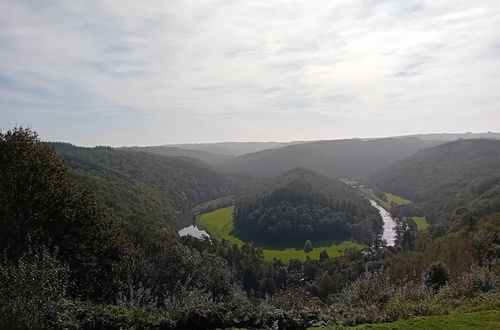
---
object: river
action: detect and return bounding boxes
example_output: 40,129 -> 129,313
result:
369,199 -> 397,246
178,224 -> 210,239
178,200 -> 397,246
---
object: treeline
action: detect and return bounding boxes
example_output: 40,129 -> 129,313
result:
51,142 -> 237,213
371,139 -> 500,230
220,137 -> 439,179
0,128 -> 294,328
235,168 -> 382,245
1,128 -> 499,329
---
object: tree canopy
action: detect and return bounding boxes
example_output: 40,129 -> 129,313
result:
234,168 -> 382,246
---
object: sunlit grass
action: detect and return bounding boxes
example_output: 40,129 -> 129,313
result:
262,241 -> 362,262
385,192 -> 411,205
309,310 -> 500,329
196,206 -> 363,262
413,216 -> 429,231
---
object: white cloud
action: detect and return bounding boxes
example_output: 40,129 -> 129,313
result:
1,0 -> 499,145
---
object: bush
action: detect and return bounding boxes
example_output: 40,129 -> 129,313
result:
424,262 -> 450,292
333,269 -> 394,309
0,247 -> 69,329
439,266 -> 497,299
59,301 -> 173,330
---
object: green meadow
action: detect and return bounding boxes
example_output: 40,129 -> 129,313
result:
196,206 -> 363,262
350,309 -> 500,329
413,216 -> 429,230
309,310 -> 500,330
385,192 -> 411,206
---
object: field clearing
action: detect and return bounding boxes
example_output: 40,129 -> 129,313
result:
413,216 -> 429,230
196,206 -> 363,262
310,310 -> 500,329
385,192 -> 411,205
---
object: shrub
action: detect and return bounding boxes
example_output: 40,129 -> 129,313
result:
424,262 -> 450,292
439,266 -> 497,299
0,247 -> 69,329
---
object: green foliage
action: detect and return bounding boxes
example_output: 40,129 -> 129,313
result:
0,247 -> 69,329
390,213 -> 500,282
371,139 -> 500,228
0,128 -> 127,301
50,142 -> 237,213
235,168 -> 382,246
424,262 -> 450,292
305,240 -> 313,253
197,206 -> 363,262
471,213 -> 500,267
320,250 -> 330,260
49,142 -> 244,255
337,310 -> 500,329
333,268 -> 394,309
122,145 -> 231,164
221,137 -> 437,179
413,217 -> 429,230
439,266 -> 497,299
324,265 -> 500,327
385,192 -> 411,206
2,128 -> 500,329
59,301 -> 174,330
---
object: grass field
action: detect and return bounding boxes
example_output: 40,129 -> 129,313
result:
385,192 -> 411,206
196,206 -> 363,262
309,310 -> 500,329
413,216 -> 429,231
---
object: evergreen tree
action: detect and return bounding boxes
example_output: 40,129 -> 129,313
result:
304,240 -> 313,253
424,262 -> 450,292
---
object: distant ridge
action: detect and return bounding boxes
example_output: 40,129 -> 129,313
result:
370,138 -> 500,224
219,137 -> 439,179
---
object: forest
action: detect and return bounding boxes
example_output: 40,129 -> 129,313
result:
370,139 -> 500,230
0,128 -> 499,329
234,168 -> 382,245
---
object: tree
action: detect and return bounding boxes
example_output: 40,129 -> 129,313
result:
319,250 -> 329,260
304,240 -> 313,253
0,128 -> 127,301
424,262 -> 450,292
0,246 -> 69,329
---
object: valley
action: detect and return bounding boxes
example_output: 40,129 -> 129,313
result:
1,128 -> 499,329
185,206 -> 364,262
3,1 -> 500,328
179,191 -> 400,260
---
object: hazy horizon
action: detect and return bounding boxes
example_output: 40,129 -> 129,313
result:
2,1 -> 500,146
33,130 -> 498,148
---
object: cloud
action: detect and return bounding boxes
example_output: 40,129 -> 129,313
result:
0,0 -> 499,145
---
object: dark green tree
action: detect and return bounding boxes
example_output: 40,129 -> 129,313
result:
0,128 -> 127,301
304,240 -> 313,253
424,262 -> 450,292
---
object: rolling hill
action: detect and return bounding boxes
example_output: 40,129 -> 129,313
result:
370,139 -> 500,225
165,141 -> 302,156
49,143 -> 240,236
234,168 -> 382,245
220,137 -> 439,179
120,145 -> 232,164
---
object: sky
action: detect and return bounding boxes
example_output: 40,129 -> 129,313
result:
1,0 -> 500,146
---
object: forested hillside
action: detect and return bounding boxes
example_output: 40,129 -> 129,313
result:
235,168 -> 382,245
2,128 -> 500,330
0,129 -> 129,303
51,143 -> 237,212
371,139 -> 500,227
167,141 -> 300,156
121,145 -> 231,164
221,137 -> 439,179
